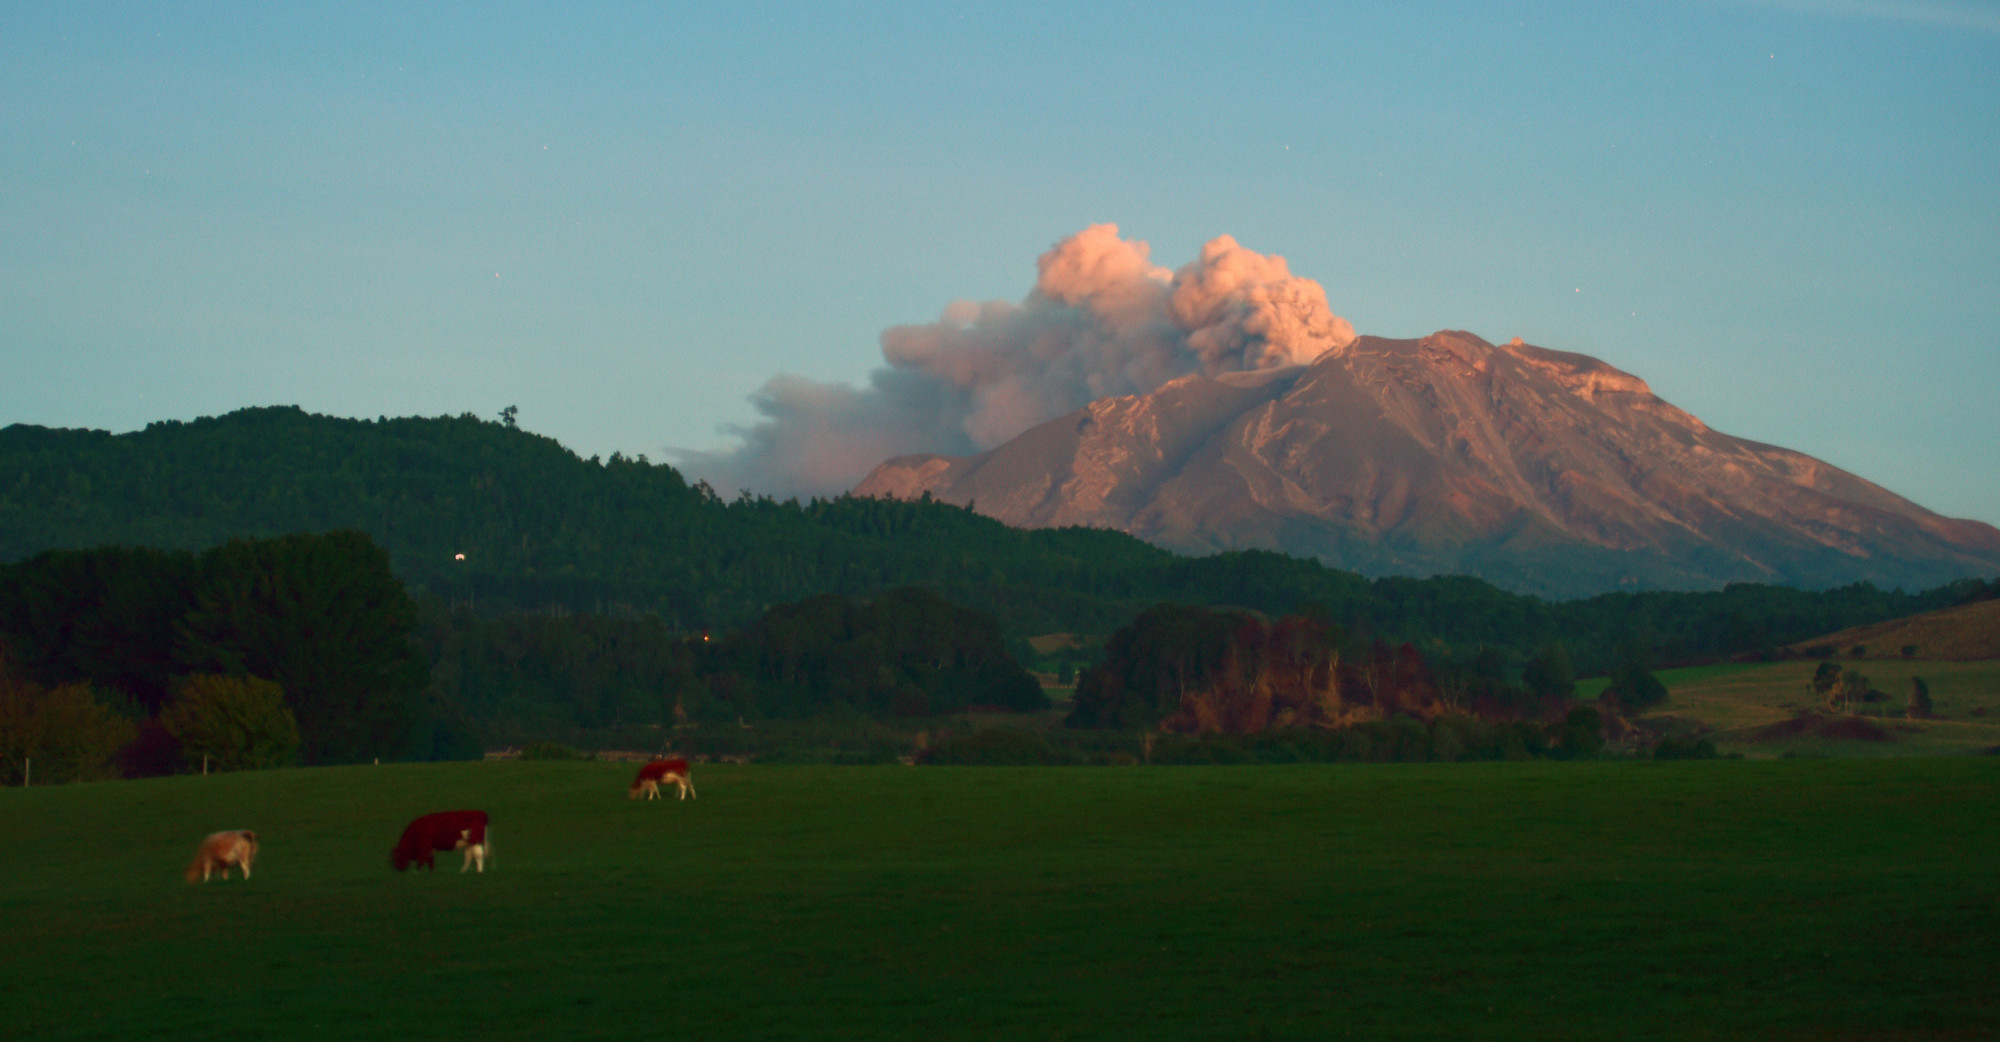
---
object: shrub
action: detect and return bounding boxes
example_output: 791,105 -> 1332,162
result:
1653,736 -> 1717,760
0,667 -> 134,785
926,726 -> 1061,766
1602,659 -> 1668,712
160,674 -> 300,772
1907,677 -> 1934,719
1521,644 -> 1576,702
1557,706 -> 1605,759
520,741 -> 592,761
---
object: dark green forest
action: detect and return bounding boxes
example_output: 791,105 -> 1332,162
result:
0,532 -> 429,772
4,406 -> 1987,685
1,535 -> 1052,771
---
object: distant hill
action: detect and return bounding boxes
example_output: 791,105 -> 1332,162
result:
0,406 -> 1175,632
1786,597 -> 2000,661
859,331 -> 2000,599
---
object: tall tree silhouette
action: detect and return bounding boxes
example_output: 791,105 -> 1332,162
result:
180,530 -> 426,764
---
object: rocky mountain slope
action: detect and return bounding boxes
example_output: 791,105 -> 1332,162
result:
856,331 -> 2000,598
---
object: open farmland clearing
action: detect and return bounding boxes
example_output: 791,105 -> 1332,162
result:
1619,660 -> 2000,756
2,759 -> 1996,1039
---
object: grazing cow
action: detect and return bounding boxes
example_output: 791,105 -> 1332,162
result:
186,830 -> 258,884
630,757 -> 696,801
390,810 -> 491,873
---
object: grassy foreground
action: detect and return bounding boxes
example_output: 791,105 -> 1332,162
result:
3,759 -> 1996,1040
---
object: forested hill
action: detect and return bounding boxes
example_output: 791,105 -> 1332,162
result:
0,406 -> 1171,629
1,407 -> 1984,671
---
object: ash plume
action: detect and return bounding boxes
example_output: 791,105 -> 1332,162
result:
674,224 -> 1355,499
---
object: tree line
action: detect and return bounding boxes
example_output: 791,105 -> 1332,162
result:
3,406 -> 1989,681
0,532 -> 427,780
418,585 -> 1045,749
1,532 -> 1050,776
1059,602 -> 1665,763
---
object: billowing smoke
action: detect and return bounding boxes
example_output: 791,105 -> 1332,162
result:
674,224 -> 1355,499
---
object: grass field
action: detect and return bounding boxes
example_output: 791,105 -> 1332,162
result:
4,759 -> 1997,1040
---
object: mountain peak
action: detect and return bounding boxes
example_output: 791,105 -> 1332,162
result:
856,330 -> 2000,597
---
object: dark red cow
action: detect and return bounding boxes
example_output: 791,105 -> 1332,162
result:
629,757 -> 696,800
390,810 -> 491,873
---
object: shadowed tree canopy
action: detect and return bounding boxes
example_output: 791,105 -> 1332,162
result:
0,531 -> 427,766
1069,605 -> 1456,735
160,673 -> 300,771
180,531 -> 427,765
701,587 -> 1046,720
0,648 -> 134,785
0,546 -> 197,714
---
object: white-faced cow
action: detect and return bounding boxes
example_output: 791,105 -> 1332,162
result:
629,757 -> 696,801
390,810 -> 490,873
186,830 -> 258,884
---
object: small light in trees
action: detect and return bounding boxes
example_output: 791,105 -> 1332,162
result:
455,553 -> 465,561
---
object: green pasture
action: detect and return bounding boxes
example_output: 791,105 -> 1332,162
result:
1622,660 -> 2000,756
4,759 -> 1997,1040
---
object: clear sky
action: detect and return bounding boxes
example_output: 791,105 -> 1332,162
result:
4,2 -> 1997,524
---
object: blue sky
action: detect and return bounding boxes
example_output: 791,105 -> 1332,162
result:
4,1 -> 1997,526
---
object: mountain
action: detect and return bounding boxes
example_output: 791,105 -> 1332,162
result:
856,331 -> 2000,599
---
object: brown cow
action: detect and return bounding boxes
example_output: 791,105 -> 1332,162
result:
186,830 -> 258,884
390,810 -> 491,873
629,757 -> 696,801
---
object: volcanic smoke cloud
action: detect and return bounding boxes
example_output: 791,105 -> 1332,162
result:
675,224 -> 1355,499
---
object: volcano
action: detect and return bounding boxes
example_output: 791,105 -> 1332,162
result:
855,331 -> 2000,598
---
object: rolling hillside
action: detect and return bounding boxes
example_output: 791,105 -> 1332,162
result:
1785,596 -> 2000,661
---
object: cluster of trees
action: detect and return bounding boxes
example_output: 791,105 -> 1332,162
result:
1804,660 -> 1937,719
1063,604 -> 1663,762
1,518 -> 1051,775
3,407 -> 1986,678
0,653 -> 305,783
0,654 -> 135,784
419,586 -> 1045,748
703,587 -> 1045,719
1068,604 -> 1592,735
0,532 -> 428,773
